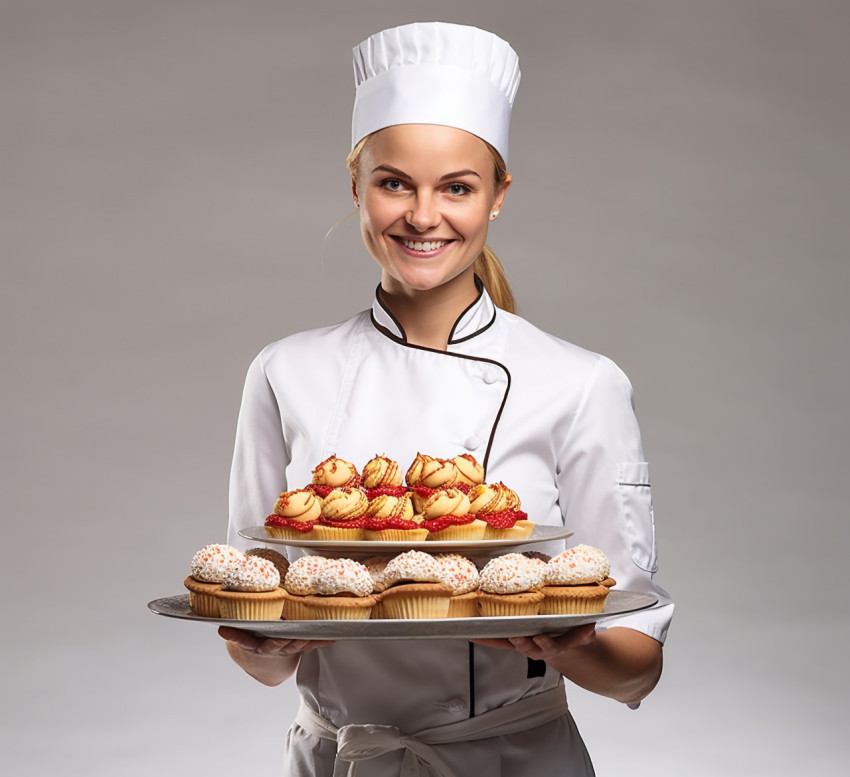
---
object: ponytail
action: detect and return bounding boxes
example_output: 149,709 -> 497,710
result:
474,247 -> 515,313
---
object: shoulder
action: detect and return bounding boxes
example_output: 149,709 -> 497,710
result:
498,310 -> 631,389
252,310 -> 370,373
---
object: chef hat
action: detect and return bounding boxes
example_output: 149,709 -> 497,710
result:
351,21 -> 521,164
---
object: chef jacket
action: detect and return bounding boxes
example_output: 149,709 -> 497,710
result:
227,280 -> 673,775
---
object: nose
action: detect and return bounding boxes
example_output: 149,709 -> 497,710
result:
406,192 -> 441,232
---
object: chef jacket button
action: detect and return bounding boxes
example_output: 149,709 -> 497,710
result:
481,368 -> 499,384
463,435 -> 482,451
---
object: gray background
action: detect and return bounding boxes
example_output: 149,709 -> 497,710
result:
3,1 -> 848,774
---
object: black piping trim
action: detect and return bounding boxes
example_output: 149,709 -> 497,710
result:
446,276 -> 485,344
373,284 -> 409,343
449,307 -> 497,344
468,642 -> 476,718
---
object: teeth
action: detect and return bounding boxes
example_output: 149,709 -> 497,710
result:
401,238 -> 447,251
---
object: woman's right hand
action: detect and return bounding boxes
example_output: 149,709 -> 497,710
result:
218,626 -> 335,686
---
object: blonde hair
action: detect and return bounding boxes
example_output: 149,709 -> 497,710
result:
346,133 -> 516,313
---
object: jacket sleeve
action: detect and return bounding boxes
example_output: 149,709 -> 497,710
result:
227,348 -> 290,550
555,355 -> 673,644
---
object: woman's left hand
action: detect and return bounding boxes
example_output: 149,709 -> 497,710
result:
470,623 -> 596,661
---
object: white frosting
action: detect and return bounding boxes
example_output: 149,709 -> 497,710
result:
435,554 -> 479,595
284,556 -> 373,597
383,550 -> 443,586
189,544 -> 245,583
479,553 -> 545,594
222,556 -> 280,592
546,544 -> 611,585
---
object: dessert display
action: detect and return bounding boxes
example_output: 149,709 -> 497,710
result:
477,553 -> 546,616
184,544 -> 245,617
265,489 -> 322,539
374,550 -> 453,619
282,556 -> 376,620
540,545 -> 616,614
214,555 -> 287,620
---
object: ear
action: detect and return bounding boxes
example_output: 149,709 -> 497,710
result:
351,178 -> 359,204
493,173 -> 512,212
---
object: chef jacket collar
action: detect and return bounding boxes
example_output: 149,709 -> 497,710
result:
370,276 -> 497,345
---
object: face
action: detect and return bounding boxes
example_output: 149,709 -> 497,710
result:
352,124 -> 511,295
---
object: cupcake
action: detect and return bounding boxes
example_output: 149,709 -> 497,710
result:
184,544 -> 245,617
313,487 -> 369,540
405,453 -> 459,489
361,454 -> 407,499
265,488 -> 322,540
450,454 -> 484,494
415,488 -> 486,541
468,483 -> 535,540
362,492 -> 428,542
435,554 -> 480,618
376,550 -> 453,619
215,555 -> 287,620
308,455 -> 361,498
363,555 -> 393,619
540,545 -> 615,614
282,556 -> 376,620
477,553 -> 546,616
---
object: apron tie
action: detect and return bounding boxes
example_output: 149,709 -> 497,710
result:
295,685 -> 569,777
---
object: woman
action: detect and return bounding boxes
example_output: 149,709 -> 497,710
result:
220,21 -> 673,776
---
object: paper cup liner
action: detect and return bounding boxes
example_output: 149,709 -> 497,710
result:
379,583 -> 452,619
446,591 -> 479,618
482,521 -> 536,540
265,525 -> 314,541
539,584 -> 610,615
425,520 -> 487,541
215,588 -> 287,620
312,525 -> 365,541
282,592 -> 375,620
362,528 -> 429,542
477,590 -> 544,617
184,576 -> 222,617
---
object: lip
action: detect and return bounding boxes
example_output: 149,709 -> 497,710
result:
391,235 -> 456,257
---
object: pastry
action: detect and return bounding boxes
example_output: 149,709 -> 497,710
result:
361,453 -> 407,499
405,453 -> 459,489
451,454 -> 484,493
362,492 -> 428,541
308,454 -> 361,498
215,555 -> 287,620
477,553 -> 545,616
376,550 -> 453,618
540,545 -> 615,614
313,487 -> 369,540
435,553 -> 480,617
265,488 -> 322,540
468,483 -> 535,539
414,488 -> 486,541
282,556 -> 375,620
184,544 -> 245,617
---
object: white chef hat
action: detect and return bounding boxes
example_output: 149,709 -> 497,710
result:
351,21 -> 521,164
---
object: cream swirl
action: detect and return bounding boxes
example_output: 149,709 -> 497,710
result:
321,487 -> 369,521
273,489 -> 322,522
311,455 -> 359,487
368,493 -> 414,520
452,454 -> 485,486
414,488 -> 470,519
467,484 -> 509,514
362,454 -> 403,488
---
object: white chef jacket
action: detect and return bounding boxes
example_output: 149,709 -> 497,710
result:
227,280 -> 673,776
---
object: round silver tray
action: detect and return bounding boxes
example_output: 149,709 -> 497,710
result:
148,590 -> 657,640
238,523 -> 573,554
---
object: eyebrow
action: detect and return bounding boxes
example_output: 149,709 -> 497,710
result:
371,164 -> 483,182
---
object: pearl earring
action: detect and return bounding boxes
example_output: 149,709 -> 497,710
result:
490,210 -> 500,220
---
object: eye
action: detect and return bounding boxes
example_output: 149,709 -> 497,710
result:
380,178 -> 405,192
447,183 -> 471,196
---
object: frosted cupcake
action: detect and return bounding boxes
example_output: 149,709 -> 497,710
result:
314,487 -> 369,540
540,545 -> 615,614
477,553 -> 546,616
416,488 -> 486,541
308,455 -> 361,498
184,544 -> 245,617
362,492 -> 427,542
468,483 -> 535,540
435,554 -> 480,618
282,556 -> 375,620
376,550 -> 453,619
450,454 -> 485,494
265,488 -> 322,540
406,453 -> 460,490
245,547 -> 290,580
215,555 -> 287,620
361,453 -> 407,499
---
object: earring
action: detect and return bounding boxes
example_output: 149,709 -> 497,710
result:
354,200 -> 360,208
489,210 -> 500,220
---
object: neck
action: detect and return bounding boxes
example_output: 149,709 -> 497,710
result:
379,269 -> 479,350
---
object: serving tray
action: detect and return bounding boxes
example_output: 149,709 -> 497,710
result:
148,590 -> 657,640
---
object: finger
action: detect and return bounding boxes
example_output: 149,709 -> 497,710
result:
468,638 -> 519,650
218,626 -> 263,652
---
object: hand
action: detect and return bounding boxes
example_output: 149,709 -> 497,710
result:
470,624 -> 596,662
218,626 -> 334,657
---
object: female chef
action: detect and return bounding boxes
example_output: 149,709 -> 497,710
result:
219,21 -> 673,777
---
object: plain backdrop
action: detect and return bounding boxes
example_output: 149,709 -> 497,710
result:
2,1 -> 848,774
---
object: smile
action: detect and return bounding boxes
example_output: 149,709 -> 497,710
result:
394,237 -> 452,252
